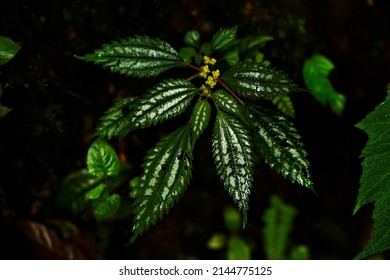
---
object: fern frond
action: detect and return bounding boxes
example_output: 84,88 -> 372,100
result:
247,104 -> 312,190
130,125 -> 193,243
221,62 -> 298,100
79,36 -> 184,78
212,111 -> 253,227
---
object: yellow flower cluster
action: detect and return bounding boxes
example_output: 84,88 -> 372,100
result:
199,56 -> 219,95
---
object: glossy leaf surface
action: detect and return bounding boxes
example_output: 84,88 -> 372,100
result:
87,138 -> 120,177
190,99 -> 211,140
0,36 -> 21,66
248,104 -> 312,190
79,36 -> 184,77
130,126 -> 193,243
221,62 -> 297,100
212,111 -> 253,227
211,27 -> 237,51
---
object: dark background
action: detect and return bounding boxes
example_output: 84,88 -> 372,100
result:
0,0 -> 389,259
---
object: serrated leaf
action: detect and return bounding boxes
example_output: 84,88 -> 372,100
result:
303,54 -> 346,114
86,183 -> 106,200
0,36 -> 21,66
96,96 -> 139,138
212,90 -> 249,124
221,62 -> 298,100
130,125 -> 193,243
93,194 -> 121,221
211,27 -> 237,51
184,30 -> 200,47
87,138 -> 120,177
79,36 -> 184,78
190,99 -> 211,140
127,79 -> 197,132
212,111 -> 253,227
272,95 -> 296,118
354,93 -> 390,259
247,104 -> 312,190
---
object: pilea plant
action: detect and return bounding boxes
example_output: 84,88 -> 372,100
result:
79,27 -> 313,243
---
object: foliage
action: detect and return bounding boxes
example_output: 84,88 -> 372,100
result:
303,54 -> 346,115
80,27 -> 313,243
354,85 -> 390,259
59,138 -> 130,221
262,195 -> 310,260
0,36 -> 20,117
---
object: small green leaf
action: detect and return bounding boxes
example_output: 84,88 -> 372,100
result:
79,36 -> 184,78
263,195 -> 297,260
224,207 -> 241,232
212,111 -> 253,227
93,194 -> 121,221
190,99 -> 211,140
211,27 -> 237,51
354,93 -> 390,259
0,36 -> 21,66
87,138 -> 120,177
130,125 -> 193,243
222,50 -> 240,66
248,104 -> 313,190
227,236 -> 251,260
207,233 -> 226,250
303,54 -> 346,114
184,30 -> 200,47
221,62 -> 298,100
96,96 -> 139,138
272,95 -> 296,118
86,183 -> 106,200
178,47 -> 196,64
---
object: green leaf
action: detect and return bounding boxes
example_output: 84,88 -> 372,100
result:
127,79 -> 197,132
212,90 -> 249,124
0,36 -> 21,66
354,93 -> 390,259
93,194 -> 121,221
212,111 -> 253,227
178,47 -> 196,64
190,99 -> 211,140
130,125 -> 193,243
224,206 -> 242,232
221,62 -> 298,100
247,104 -> 313,190
86,183 -> 106,200
96,96 -> 139,138
272,95 -> 296,118
211,27 -> 237,51
227,236 -> 251,260
184,30 -> 200,47
263,195 -> 297,260
207,233 -> 226,250
87,138 -> 120,177
303,54 -> 346,114
96,79 -> 197,138
79,36 -> 184,78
